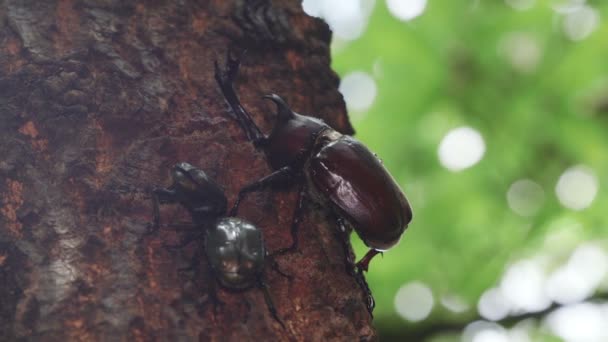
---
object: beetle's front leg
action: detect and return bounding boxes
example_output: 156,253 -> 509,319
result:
230,166 -> 297,216
214,52 -> 266,145
149,187 -> 178,232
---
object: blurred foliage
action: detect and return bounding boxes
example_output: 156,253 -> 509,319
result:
329,0 -> 608,340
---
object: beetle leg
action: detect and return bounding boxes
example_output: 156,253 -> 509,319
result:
230,166 -> 297,216
214,52 -> 267,145
266,252 -> 293,280
177,246 -> 202,273
355,268 -> 376,315
273,185 -> 306,255
335,217 -> 376,315
153,187 -> 179,204
163,230 -> 205,250
149,187 -> 178,232
161,222 -> 200,231
335,217 -> 355,267
206,269 -> 225,320
355,249 -> 382,273
257,276 -> 286,329
242,298 -> 252,324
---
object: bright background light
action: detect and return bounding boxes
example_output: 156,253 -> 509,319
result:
386,0 -> 428,21
322,0 -> 608,340
555,165 -> 599,210
438,126 -> 486,171
394,281 -> 434,322
339,71 -> 378,113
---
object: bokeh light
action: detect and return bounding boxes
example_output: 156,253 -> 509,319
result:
498,32 -> 542,74
546,244 -> 608,304
302,0 -> 375,41
441,294 -> 470,313
562,5 -> 600,41
506,179 -> 545,217
438,127 -> 486,171
472,329 -> 510,342
551,0 -> 586,14
462,321 -> 506,342
478,288 -> 510,321
394,281 -> 434,322
545,303 -> 608,342
338,71 -> 377,113
325,0 -> 608,340
555,165 -> 599,211
500,259 -> 551,313
505,0 -> 535,11
386,0 -> 427,21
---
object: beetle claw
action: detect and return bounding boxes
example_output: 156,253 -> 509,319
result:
355,249 -> 381,273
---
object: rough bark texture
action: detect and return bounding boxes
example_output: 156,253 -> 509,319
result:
0,0 -> 374,341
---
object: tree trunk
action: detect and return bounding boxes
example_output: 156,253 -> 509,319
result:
0,0 -> 374,341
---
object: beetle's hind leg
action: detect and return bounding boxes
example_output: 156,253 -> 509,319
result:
355,249 -> 382,273
214,51 -> 266,145
335,217 -> 376,315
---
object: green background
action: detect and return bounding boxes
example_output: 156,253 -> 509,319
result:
327,0 -> 608,340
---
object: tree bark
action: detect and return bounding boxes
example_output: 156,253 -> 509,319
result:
0,1 -> 374,341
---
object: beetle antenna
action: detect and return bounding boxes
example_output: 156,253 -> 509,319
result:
262,94 -> 294,122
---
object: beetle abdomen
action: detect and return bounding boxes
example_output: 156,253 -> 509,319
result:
310,135 -> 412,250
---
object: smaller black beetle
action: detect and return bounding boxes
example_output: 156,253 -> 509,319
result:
151,162 -> 288,328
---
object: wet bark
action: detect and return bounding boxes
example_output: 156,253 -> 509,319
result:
0,1 -> 373,341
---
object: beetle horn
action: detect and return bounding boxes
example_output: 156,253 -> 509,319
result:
262,94 -> 294,122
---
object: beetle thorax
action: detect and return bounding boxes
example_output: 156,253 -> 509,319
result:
265,113 -> 329,169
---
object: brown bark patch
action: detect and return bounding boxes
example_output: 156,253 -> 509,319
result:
1,179 -> 24,237
93,119 -> 114,176
6,38 -> 21,55
18,121 -> 39,138
54,0 -> 79,54
18,121 -> 48,153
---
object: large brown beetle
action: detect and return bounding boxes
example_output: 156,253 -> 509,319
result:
214,54 -> 413,313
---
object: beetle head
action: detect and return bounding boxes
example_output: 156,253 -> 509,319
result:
171,162 -> 200,192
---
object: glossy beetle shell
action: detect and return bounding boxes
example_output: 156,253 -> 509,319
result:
309,134 -> 413,251
204,217 -> 265,289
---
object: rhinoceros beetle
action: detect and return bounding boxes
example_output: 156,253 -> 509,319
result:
214,54 -> 413,313
152,162 -> 288,328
